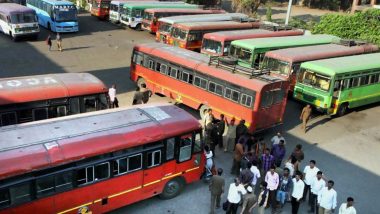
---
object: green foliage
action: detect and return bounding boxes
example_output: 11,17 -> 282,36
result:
312,9 -> 380,46
266,5 -> 272,21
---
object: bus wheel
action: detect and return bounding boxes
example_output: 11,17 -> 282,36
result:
199,104 -> 210,120
159,178 -> 184,200
337,103 -> 349,117
137,77 -> 146,88
135,24 -> 142,31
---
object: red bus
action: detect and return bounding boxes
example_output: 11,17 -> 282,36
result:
131,43 -> 289,133
141,8 -> 225,33
0,104 -> 204,214
201,26 -> 304,56
91,0 -> 111,20
0,73 -> 109,127
169,20 -> 261,52
261,40 -> 379,92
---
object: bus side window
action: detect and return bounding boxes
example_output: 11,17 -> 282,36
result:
33,108 -> 48,121
193,132 -> 202,153
76,166 -> 94,186
128,154 -> 142,172
69,97 -> 80,114
343,79 -> 351,90
55,171 -> 73,192
9,182 -> 32,205
0,189 -> 10,208
97,94 -> 108,110
1,112 -> 17,126
18,109 -> 33,124
178,135 -> 192,162
36,175 -> 55,197
165,138 -> 175,161
147,150 -> 161,168
83,96 -> 96,112
94,162 -> 110,181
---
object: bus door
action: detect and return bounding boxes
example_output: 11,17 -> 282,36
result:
142,143 -> 164,194
331,79 -> 342,114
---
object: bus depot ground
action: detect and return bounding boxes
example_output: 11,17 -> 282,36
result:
0,12 -> 379,214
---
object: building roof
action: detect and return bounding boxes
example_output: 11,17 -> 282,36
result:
172,21 -> 260,31
0,104 -> 201,180
158,13 -> 248,25
231,34 -> 339,50
301,52 -> 380,76
0,3 -> 35,14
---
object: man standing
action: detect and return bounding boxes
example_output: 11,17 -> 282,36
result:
235,120 -> 248,145
303,160 -> 320,202
310,171 -> 326,213
225,118 -> 237,152
264,166 -> 279,212
291,171 -> 305,214
108,84 -> 119,108
226,178 -> 247,214
318,180 -> 337,214
239,162 -> 254,187
271,140 -> 286,167
276,168 -> 293,208
231,141 -> 244,175
271,132 -> 285,145
300,104 -> 312,133
140,83 -> 152,104
339,197 -> 356,214
216,114 -> 226,149
240,186 -> 257,214
261,148 -> 275,173
256,181 -> 269,214
209,168 -> 225,214
249,161 -> 261,191
56,33 -> 62,52
132,87 -> 143,105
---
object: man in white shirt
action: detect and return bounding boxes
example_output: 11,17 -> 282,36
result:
108,84 -> 118,108
271,132 -> 285,145
291,171 -> 305,214
318,180 -> 337,214
309,171 -> 325,213
339,197 -> 356,214
227,178 -> 247,214
303,160 -> 320,202
264,166 -> 279,211
249,161 -> 261,189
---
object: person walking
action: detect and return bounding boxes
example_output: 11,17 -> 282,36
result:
291,171 -> 305,214
318,180 -> 337,214
46,34 -> 52,51
239,162 -> 254,187
261,148 -> 275,173
264,166 -> 279,212
240,186 -> 257,214
56,33 -> 62,52
249,161 -> 261,191
132,87 -> 143,105
224,118 -> 237,152
140,83 -> 152,104
226,178 -> 247,214
256,181 -> 269,214
209,168 -> 225,214
303,160 -> 320,202
309,171 -> 325,213
339,197 -> 356,214
231,140 -> 244,175
216,114 -> 226,149
285,156 -> 297,177
300,104 -> 312,133
276,168 -> 293,208
271,132 -> 285,145
271,140 -> 286,167
235,120 -> 248,146
290,144 -> 304,171
108,84 -> 119,108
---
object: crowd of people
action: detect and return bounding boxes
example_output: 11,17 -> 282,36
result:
204,110 -> 357,214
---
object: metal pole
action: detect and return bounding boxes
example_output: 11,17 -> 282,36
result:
285,0 -> 293,25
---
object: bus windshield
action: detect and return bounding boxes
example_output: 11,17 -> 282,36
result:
159,23 -> 171,33
143,12 -> 153,20
262,57 -> 290,76
100,2 -> 109,9
110,4 -> 118,12
54,8 -> 77,22
298,68 -> 331,91
171,28 -> 187,40
230,45 -> 252,64
202,38 -> 222,54
10,13 -> 37,24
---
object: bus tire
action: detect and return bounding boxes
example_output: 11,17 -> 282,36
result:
159,177 -> 184,200
135,24 -> 142,31
337,103 -> 349,117
199,104 -> 210,120
137,77 -> 146,88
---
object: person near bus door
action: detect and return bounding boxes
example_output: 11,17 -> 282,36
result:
140,83 -> 152,104
300,104 -> 312,133
108,84 -> 119,108
56,33 -> 62,52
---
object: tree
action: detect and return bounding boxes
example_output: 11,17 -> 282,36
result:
232,0 -> 268,14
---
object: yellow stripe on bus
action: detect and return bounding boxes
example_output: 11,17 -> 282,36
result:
143,179 -> 161,187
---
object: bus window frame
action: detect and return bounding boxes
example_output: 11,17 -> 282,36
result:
0,112 -> 17,126
32,108 -> 48,121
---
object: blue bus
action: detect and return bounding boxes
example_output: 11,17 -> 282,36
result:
26,0 -> 78,32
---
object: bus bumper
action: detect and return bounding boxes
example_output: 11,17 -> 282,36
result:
55,25 -> 79,33
14,31 -> 39,39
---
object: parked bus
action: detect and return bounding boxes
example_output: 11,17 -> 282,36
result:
141,8 -> 225,33
120,1 -> 199,30
223,34 -> 339,70
90,0 -> 111,20
169,21 -> 261,52
131,43 -> 289,133
0,3 -> 39,41
156,13 -> 249,43
293,53 -> 380,116
261,40 -> 378,92
0,104 -> 204,213
109,0 -> 157,23
201,26 -> 304,56
26,0 -> 79,32
0,73 -> 108,127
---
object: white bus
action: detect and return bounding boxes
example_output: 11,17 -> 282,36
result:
109,0 -> 157,23
0,3 -> 39,41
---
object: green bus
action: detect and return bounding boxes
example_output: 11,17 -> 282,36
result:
293,53 -> 380,116
225,34 -> 339,69
120,2 -> 199,30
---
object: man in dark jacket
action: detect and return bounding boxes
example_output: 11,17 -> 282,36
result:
209,168 -> 225,214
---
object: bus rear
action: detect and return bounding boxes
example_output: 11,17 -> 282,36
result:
0,3 -> 39,40
91,0 -> 111,20
170,21 -> 260,52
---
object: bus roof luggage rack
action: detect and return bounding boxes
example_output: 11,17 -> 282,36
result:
232,16 -> 258,23
337,39 -> 368,47
208,56 -> 273,80
260,24 -> 293,31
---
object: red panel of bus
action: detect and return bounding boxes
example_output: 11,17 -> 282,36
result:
91,0 -> 111,20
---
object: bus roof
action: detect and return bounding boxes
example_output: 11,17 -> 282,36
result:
144,8 -> 219,14
123,2 -> 197,9
0,104 -> 201,180
158,13 -> 248,25
172,21 -> 260,31
43,0 -> 75,6
203,28 -> 304,43
111,0 -> 157,5
0,73 -> 107,106
0,3 -> 35,14
265,43 -> 379,63
301,53 -> 380,76
231,34 -> 339,50
134,43 -> 280,91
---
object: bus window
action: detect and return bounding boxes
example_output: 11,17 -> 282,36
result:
0,189 -> 10,208
114,157 -> 128,175
1,112 -> 17,126
98,94 -> 108,110
19,109 -> 33,123
55,172 -> 73,192
69,97 -> 80,114
343,79 -> 351,89
36,175 -> 55,197
178,135 -> 192,162
194,132 -> 202,153
147,150 -> 161,168
165,138 -> 175,161
9,182 -> 32,204
84,96 -> 96,112
160,64 -> 167,74
352,77 -> 360,87
133,52 -> 144,65
77,167 -> 94,186
33,108 -> 48,121
128,154 -> 142,172
94,162 -> 110,181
